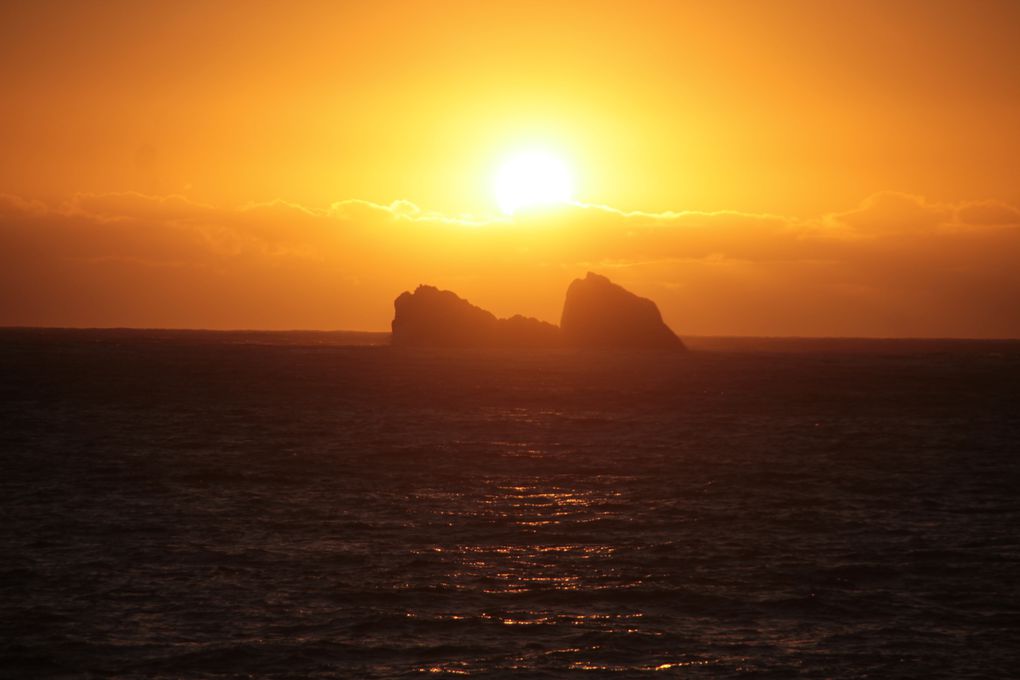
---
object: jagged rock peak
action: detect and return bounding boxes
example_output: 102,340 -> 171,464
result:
391,285 -> 559,348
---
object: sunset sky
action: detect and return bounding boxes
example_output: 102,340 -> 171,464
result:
2,0 -> 1019,336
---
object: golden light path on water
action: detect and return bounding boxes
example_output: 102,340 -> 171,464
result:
404,469 -> 832,675
405,466 -> 716,675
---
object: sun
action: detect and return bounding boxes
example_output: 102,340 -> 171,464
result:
493,150 -> 575,215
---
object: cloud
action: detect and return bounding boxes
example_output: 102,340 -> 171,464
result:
955,200 -> 1020,227
0,191 -> 1018,336
824,191 -> 952,235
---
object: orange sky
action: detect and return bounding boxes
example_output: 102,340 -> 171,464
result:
2,1 -> 1019,336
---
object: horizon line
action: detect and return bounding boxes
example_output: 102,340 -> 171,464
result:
2,325 -> 1018,342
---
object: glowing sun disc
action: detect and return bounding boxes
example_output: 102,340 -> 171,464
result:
493,150 -> 574,215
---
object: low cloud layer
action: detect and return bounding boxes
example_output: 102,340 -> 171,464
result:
1,191 -> 1018,337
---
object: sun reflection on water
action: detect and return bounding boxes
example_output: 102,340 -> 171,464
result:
402,471 -> 690,673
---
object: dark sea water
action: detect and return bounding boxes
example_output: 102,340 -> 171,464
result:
2,329 -> 1019,679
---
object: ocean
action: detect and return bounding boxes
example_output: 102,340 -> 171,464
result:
1,329 -> 1018,678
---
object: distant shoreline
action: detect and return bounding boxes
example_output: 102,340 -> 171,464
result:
2,326 -> 1018,354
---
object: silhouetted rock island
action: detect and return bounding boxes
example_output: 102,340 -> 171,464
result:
561,272 -> 685,350
391,274 -> 686,350
391,286 -> 559,348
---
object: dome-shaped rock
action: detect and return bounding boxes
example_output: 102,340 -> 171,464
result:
560,272 -> 685,350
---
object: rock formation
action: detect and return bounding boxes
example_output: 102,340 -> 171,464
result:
560,272 -> 685,350
391,273 -> 685,350
494,314 -> 562,348
391,285 -> 559,347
